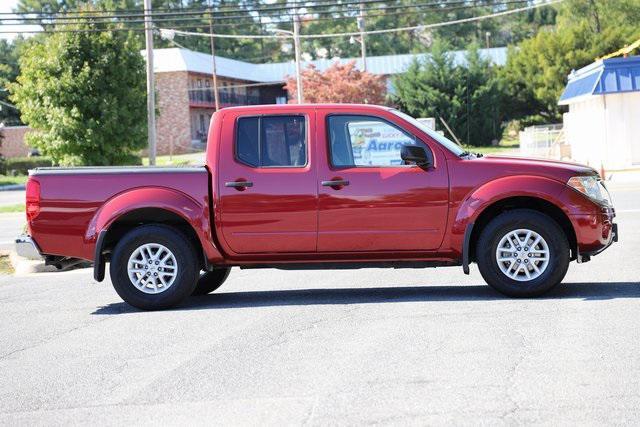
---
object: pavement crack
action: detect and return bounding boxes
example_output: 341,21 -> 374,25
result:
499,329 -> 527,421
0,315 -> 114,361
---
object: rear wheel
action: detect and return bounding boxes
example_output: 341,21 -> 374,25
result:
110,224 -> 199,310
192,268 -> 231,296
476,209 -> 570,297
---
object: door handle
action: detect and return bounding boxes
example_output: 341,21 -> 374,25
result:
225,180 -> 253,190
321,179 -> 349,188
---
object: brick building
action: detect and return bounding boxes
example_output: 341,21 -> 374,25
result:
149,48 -> 288,155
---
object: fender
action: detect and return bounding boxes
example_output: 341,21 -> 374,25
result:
85,186 -> 224,281
451,175 -> 573,259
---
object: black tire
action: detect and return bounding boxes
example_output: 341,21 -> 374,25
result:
109,224 -> 199,310
192,268 -> 231,296
476,209 -> 570,297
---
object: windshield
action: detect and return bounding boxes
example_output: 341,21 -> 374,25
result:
391,110 -> 466,156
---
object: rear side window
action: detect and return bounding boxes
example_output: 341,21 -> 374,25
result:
235,115 -> 307,167
236,117 -> 259,167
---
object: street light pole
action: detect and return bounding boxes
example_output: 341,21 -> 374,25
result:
292,14 -> 304,103
358,1 -> 367,72
208,1 -> 220,111
269,25 -> 303,103
143,0 -> 157,165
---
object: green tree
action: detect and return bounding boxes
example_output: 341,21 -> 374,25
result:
0,39 -> 23,126
391,42 -> 503,147
10,23 -> 147,165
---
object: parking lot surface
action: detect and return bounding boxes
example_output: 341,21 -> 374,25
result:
0,182 -> 639,425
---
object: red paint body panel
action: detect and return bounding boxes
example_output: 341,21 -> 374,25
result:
28,169 -> 221,262
314,108 -> 450,252
28,103 -> 615,268
216,110 -> 318,254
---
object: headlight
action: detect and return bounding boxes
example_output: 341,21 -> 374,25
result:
567,175 -> 612,205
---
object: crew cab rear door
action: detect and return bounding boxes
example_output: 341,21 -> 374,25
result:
316,110 -> 449,252
218,112 -> 317,254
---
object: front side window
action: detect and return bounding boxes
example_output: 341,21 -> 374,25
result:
236,115 -> 307,167
328,115 -> 418,167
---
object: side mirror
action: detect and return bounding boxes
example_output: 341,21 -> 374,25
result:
401,145 -> 432,168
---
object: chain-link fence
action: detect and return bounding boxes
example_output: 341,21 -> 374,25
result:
519,124 -> 571,160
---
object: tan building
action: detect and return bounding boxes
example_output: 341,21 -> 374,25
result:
0,125 -> 32,158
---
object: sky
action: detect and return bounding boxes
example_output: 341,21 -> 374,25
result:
1,0 -> 43,41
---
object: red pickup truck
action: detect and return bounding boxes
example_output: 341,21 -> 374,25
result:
17,104 -> 617,309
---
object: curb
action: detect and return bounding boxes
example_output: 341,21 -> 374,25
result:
0,184 -> 26,192
9,251 -> 59,275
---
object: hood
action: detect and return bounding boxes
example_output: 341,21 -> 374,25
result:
477,155 -> 598,181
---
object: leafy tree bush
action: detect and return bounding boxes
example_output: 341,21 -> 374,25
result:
10,24 -> 147,166
0,39 -> 24,126
285,61 -> 386,105
0,156 -> 53,176
391,42 -> 503,146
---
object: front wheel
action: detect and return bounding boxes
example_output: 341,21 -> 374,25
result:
476,209 -> 570,297
109,225 -> 199,310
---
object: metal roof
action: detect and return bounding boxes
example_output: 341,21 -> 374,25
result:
559,55 -> 640,105
146,47 -> 508,83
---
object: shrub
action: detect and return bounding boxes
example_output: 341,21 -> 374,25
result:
1,156 -> 53,175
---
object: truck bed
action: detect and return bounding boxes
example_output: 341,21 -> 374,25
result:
28,166 -> 210,261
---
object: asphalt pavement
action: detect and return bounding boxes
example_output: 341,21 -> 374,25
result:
0,190 -> 25,207
0,182 -> 639,425
0,213 -> 23,252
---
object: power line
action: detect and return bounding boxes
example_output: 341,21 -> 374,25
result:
0,0 -> 396,18
0,0 -> 531,32
0,0 -> 559,35
0,0 -> 505,21
5,0 -> 361,16
167,0 -> 563,40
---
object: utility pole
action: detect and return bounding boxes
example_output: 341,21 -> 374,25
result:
208,1 -> 220,110
143,0 -> 157,165
292,13 -> 304,103
358,1 -> 367,72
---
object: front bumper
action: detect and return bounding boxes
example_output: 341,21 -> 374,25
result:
581,222 -> 618,259
15,235 -> 43,260
575,211 -> 618,262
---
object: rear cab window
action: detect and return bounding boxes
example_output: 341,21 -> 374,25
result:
236,115 -> 307,167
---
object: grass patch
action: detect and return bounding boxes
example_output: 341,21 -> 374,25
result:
0,254 -> 14,275
0,204 -> 24,214
470,144 -> 520,156
465,138 -> 520,156
0,175 -> 28,187
142,152 -> 205,166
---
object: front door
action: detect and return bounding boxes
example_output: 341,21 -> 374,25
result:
218,113 -> 317,254
317,112 -> 449,252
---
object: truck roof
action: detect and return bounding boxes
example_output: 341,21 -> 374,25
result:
217,103 -> 394,114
